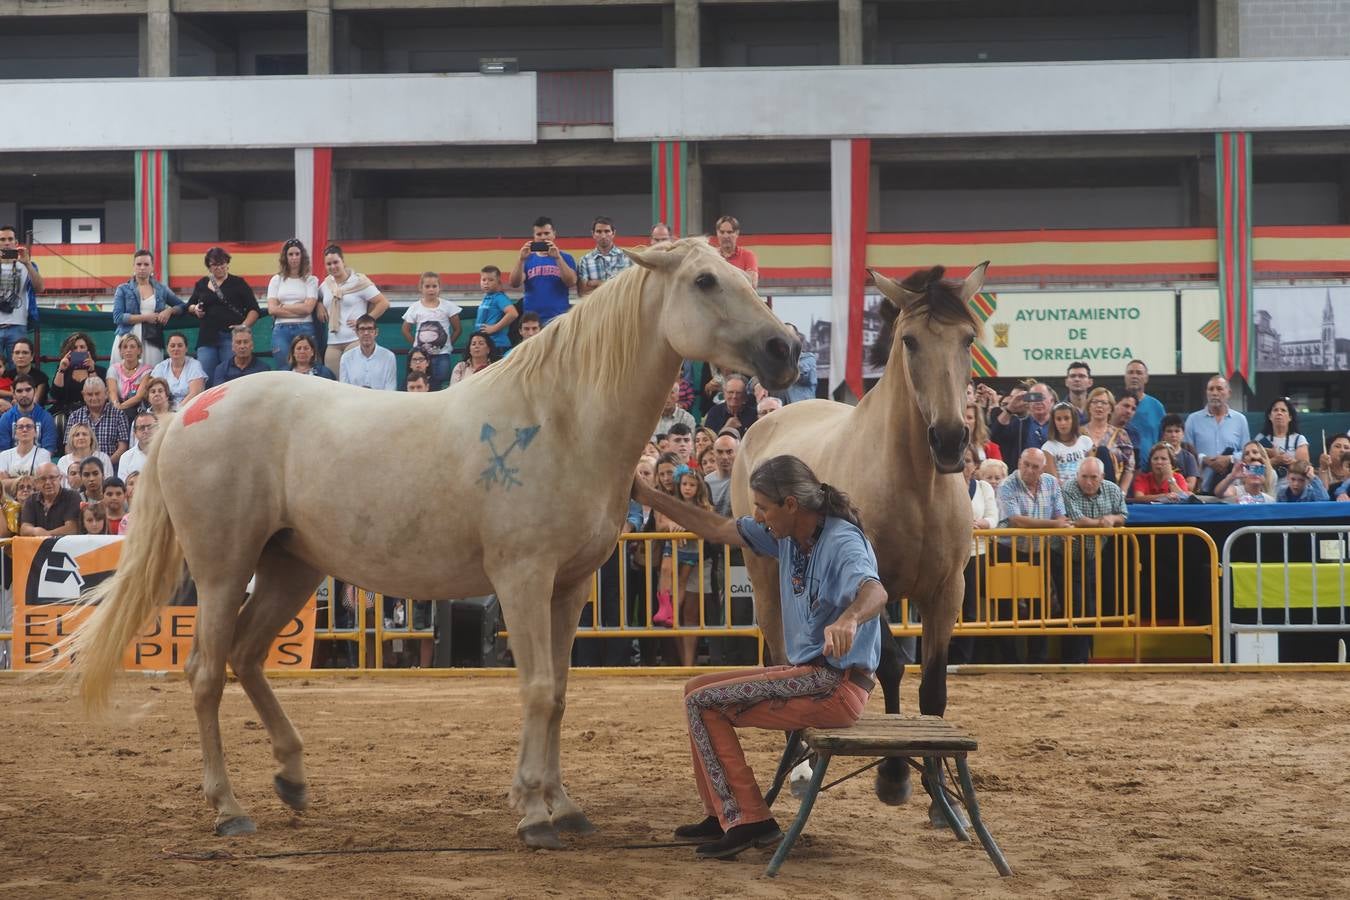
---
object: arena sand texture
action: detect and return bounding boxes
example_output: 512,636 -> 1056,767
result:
1,672 -> 1347,899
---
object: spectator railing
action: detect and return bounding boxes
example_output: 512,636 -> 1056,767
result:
1221,525 -> 1350,664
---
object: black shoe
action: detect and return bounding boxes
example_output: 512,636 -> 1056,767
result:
695,818 -> 782,860
673,815 -> 724,842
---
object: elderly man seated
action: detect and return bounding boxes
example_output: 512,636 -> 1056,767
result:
65,376 -> 129,468
1060,456 -> 1129,664
995,448 -> 1071,664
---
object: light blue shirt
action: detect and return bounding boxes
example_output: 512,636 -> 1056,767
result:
1184,406 -> 1251,492
1131,393 -> 1166,463
735,515 -> 882,672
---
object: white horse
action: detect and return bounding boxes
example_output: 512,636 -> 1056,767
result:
67,238 -> 800,849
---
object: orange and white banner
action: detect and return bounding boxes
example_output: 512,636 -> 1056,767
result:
10,536 -> 315,671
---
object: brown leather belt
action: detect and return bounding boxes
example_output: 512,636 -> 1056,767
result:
846,668 -> 876,692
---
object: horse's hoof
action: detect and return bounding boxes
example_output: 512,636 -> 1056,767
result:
927,801 -> 970,830
273,775 -> 309,812
215,816 -> 257,837
552,811 -> 598,836
519,822 -> 564,850
875,761 -> 913,806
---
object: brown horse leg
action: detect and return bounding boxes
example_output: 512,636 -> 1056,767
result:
228,545 -> 323,814
875,623 -> 913,805
545,577 -> 600,836
916,581 -> 967,827
745,552 -> 785,665
489,556 -> 566,849
183,574 -> 252,836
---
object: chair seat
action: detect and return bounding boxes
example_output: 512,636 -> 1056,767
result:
803,714 -> 978,756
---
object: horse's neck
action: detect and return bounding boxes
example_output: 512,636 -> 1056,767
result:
856,369 -> 939,492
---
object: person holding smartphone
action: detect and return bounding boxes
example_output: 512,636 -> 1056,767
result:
508,216 -> 577,328
0,226 -> 42,363
50,332 -> 107,415
991,380 -> 1056,463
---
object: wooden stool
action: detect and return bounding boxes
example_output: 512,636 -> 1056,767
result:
763,714 -> 1012,878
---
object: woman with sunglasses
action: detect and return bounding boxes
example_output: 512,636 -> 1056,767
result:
186,247 -> 262,384
267,239 -> 321,366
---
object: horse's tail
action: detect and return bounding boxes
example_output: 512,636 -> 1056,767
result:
67,428 -> 183,716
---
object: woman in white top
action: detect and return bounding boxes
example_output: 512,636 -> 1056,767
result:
0,415 -> 53,494
319,244 -> 388,378
150,333 -> 207,410
267,239 -> 321,365
1042,402 -> 1095,484
952,444 -> 1000,665
57,422 -> 112,490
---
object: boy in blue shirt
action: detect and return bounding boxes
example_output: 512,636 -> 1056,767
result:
474,265 -> 518,352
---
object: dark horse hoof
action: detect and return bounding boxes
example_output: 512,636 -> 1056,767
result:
215,816 -> 257,837
552,811 -> 598,836
519,822 -> 564,850
875,758 -> 913,806
273,775 -> 309,812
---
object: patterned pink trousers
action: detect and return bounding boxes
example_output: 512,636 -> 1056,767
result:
683,664 -> 871,829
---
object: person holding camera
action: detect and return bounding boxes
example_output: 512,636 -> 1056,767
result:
991,381 -> 1056,463
50,333 -> 108,416
508,216 -> 577,328
0,226 -> 42,363
186,246 -> 263,385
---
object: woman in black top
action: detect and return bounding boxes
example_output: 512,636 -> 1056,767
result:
186,246 -> 262,384
49,332 -> 109,414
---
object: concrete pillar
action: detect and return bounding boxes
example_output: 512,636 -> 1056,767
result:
1212,0 -> 1240,57
675,0 -> 700,68
839,0 -> 863,66
684,143 -> 704,236
140,0 -> 176,78
308,0 -> 333,75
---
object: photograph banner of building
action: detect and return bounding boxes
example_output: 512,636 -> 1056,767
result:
773,290 -> 1176,380
1181,288 -> 1350,373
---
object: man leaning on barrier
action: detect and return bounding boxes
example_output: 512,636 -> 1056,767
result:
1061,456 -> 1129,664
632,454 -> 886,861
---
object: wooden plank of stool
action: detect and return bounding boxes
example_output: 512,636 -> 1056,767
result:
802,715 -> 977,756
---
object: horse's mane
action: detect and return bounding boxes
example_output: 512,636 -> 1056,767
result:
867,265 -> 983,369
473,252 -> 654,401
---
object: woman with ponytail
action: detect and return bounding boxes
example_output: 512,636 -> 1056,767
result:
631,453 -> 887,861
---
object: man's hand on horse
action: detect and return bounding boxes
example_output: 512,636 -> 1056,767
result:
823,618 -> 857,657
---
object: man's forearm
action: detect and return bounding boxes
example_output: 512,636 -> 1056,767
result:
838,578 -> 888,629
638,485 -> 743,546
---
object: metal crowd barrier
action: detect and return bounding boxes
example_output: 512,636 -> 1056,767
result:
1221,525 -> 1350,664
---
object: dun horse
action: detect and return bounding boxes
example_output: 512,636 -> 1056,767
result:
67,238 -> 801,849
732,263 -> 986,814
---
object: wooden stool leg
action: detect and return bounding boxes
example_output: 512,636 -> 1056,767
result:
924,756 -> 970,842
765,752 -> 830,878
764,730 -> 804,809
955,756 -> 1013,876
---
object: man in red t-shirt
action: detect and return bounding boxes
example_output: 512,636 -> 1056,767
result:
711,215 -> 759,289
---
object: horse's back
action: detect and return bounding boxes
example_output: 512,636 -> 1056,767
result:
732,399 -> 854,516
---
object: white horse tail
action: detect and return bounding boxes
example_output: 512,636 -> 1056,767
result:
69,432 -> 183,716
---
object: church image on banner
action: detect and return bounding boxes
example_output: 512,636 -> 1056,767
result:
1255,288 -> 1350,372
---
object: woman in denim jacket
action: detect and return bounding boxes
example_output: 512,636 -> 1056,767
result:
112,249 -> 186,367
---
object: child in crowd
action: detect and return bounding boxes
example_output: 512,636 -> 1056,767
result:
1,473 -> 35,538
405,372 -> 430,393
977,458 -> 1008,490
80,502 -> 108,535
663,465 -> 717,666
101,477 -> 128,533
474,265 -> 518,355
406,347 -> 432,387
1159,413 -> 1200,492
400,272 -> 462,389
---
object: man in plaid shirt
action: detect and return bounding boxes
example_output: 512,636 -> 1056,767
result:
65,376 -> 129,469
995,448 -> 1071,664
1060,456 -> 1128,664
577,216 -> 631,296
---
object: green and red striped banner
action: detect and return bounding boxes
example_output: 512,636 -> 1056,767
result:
651,141 -> 688,236
968,290 -> 998,378
134,149 -> 171,283
1216,132 -> 1255,389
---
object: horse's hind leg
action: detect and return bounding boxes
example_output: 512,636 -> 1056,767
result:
183,574 -> 252,836
489,556 -> 566,849
229,544 -> 323,814
874,620 -> 914,805
545,578 -> 600,836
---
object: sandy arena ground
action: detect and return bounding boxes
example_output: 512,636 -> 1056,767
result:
1,671 -> 1347,899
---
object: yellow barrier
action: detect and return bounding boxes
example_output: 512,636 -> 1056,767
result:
0,528 -> 1221,669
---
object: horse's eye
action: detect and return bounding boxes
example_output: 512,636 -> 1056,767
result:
695,272 -> 717,290
964,335 -> 975,348
901,335 -> 918,352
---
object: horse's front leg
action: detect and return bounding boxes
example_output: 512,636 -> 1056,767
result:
918,573 -> 966,828
545,578 -> 600,837
491,557 -> 567,849
874,619 -> 913,805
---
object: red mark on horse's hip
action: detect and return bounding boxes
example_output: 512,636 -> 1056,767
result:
183,385 -> 229,427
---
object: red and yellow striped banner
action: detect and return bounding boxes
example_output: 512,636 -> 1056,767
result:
1216,132 -> 1255,388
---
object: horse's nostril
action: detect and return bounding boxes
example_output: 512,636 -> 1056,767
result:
767,337 -> 791,361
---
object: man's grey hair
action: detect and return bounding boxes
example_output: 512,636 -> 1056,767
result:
82,376 -> 107,394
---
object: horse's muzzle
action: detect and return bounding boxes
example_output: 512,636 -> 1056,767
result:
755,336 -> 802,390
928,424 -> 968,474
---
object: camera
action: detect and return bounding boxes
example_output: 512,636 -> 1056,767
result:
529,240 -> 551,253
1023,391 -> 1045,403
0,247 -> 18,260
1248,464 -> 1266,477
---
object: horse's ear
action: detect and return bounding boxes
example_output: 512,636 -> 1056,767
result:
625,245 -> 679,271
868,268 -> 921,312
960,261 -> 990,302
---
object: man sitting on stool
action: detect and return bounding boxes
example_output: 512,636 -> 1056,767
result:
632,454 -> 886,860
